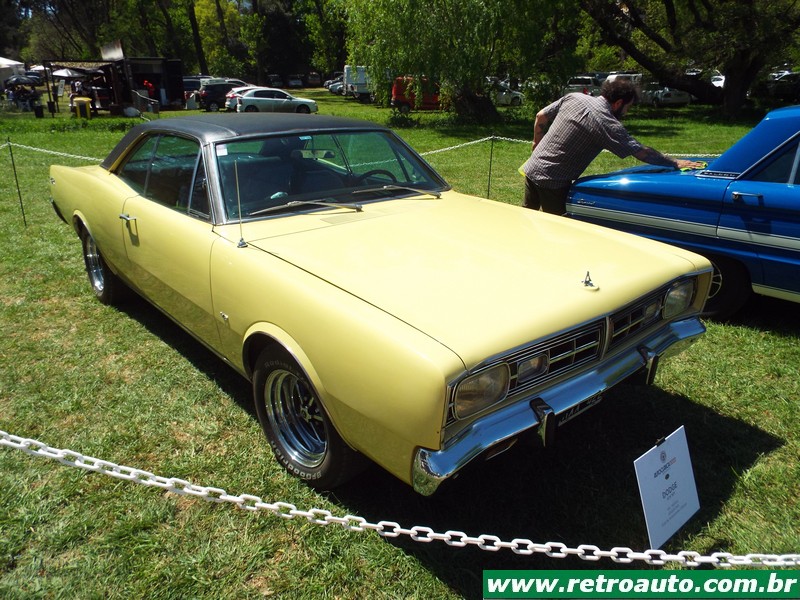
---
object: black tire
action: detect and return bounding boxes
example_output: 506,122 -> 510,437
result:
510,96 -> 521,107
80,229 -> 127,305
296,105 -> 311,114
244,105 -> 258,112
208,101 -> 220,112
703,254 -> 751,320
253,349 -> 365,489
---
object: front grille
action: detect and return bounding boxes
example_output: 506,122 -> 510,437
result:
446,282 -> 677,427
513,323 -> 604,391
608,292 -> 662,350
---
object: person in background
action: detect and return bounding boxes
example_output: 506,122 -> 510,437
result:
520,78 -> 705,215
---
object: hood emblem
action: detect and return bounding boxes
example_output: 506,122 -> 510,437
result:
582,271 -> 600,292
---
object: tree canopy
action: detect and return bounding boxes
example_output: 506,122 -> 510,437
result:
4,0 -> 800,116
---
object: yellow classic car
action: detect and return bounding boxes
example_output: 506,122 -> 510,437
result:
50,114 -> 712,495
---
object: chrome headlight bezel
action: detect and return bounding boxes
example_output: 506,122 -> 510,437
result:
452,363 -> 510,420
663,278 -> 696,320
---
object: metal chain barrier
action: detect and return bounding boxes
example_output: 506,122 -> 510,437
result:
1,429 -> 798,567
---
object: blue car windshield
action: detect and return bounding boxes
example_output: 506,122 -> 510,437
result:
216,130 -> 447,220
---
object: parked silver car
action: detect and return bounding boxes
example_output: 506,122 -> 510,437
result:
235,87 -> 318,114
225,86 -> 257,111
641,83 -> 691,107
564,76 -> 603,96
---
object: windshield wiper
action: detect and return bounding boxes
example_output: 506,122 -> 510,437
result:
250,199 -> 363,217
352,184 -> 442,199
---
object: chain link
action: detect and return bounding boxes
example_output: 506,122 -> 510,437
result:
2,429 -> 798,567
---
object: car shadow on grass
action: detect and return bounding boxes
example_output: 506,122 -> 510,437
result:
328,383 -> 782,599
116,297 -> 256,418
727,294 -> 800,334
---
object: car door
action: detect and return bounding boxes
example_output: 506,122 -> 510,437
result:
268,90 -> 294,112
720,137 -> 800,300
116,133 -> 222,349
252,89 -> 277,112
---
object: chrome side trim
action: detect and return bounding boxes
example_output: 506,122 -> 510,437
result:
569,204 -> 717,238
412,316 -> 706,496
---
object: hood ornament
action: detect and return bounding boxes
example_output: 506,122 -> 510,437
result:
582,271 -> 600,292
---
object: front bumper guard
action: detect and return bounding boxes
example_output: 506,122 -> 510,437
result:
412,316 -> 705,496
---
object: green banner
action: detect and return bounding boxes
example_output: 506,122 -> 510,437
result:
483,570 -> 800,598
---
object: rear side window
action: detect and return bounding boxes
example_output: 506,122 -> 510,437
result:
747,138 -> 800,184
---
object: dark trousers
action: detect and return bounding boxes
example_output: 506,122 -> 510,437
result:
523,178 -> 569,215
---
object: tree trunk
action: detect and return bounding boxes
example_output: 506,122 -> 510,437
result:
186,0 -> 208,75
453,89 -> 501,123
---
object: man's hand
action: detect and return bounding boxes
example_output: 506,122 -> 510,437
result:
676,159 -> 707,170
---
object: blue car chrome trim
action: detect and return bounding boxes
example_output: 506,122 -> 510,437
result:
412,316 -> 706,496
568,204 -> 717,238
717,227 -> 800,252
752,284 -> 800,303
571,205 -> 800,254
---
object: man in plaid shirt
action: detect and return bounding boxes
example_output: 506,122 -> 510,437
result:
520,79 -> 704,215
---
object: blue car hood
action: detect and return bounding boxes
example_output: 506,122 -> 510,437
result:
571,164 -> 727,204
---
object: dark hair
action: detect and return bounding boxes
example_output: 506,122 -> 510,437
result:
601,78 -> 639,105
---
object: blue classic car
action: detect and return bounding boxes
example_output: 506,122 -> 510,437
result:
567,106 -> 800,318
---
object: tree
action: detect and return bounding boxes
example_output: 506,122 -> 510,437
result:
1,0 -> 25,58
302,0 -> 346,76
580,0 -> 800,116
344,0 -> 577,120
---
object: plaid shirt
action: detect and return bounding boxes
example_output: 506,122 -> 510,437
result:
521,93 -> 643,189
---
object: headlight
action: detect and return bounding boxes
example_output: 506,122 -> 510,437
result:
453,364 -> 510,419
518,353 -> 548,383
663,279 -> 696,319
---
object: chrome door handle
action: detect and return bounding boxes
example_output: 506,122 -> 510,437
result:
119,213 -> 137,222
731,192 -> 763,202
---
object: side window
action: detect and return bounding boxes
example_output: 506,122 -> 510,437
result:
148,136 -> 201,208
118,136 -> 158,194
118,134 -> 205,218
187,160 -> 211,219
747,139 -> 800,184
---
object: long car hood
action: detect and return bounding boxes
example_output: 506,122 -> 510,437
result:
570,163 -> 729,204
234,192 -> 706,366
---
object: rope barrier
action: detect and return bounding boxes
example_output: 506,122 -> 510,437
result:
1,138 -> 720,165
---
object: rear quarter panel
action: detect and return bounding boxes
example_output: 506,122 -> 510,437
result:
50,164 -> 133,277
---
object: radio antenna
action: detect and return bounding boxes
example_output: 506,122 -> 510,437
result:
235,160 -> 247,248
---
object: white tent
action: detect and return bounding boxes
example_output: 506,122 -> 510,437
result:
0,56 -> 24,68
0,57 -> 24,89
52,68 -> 84,78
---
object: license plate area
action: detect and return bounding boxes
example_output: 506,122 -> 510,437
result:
556,393 -> 603,427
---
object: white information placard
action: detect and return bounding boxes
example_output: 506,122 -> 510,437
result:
634,425 -> 700,549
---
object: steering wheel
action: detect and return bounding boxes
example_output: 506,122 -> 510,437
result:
355,169 -> 398,184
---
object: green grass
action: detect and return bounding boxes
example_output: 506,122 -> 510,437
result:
1,95 -> 797,599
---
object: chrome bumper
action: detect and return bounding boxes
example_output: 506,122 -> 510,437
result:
412,316 -> 705,495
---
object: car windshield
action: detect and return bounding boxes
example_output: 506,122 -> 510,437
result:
216,130 -> 447,220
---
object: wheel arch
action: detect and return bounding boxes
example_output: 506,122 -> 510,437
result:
70,211 -> 90,238
242,325 -> 324,393
244,325 -> 357,448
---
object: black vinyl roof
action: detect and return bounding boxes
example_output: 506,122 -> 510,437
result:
101,113 -> 389,170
